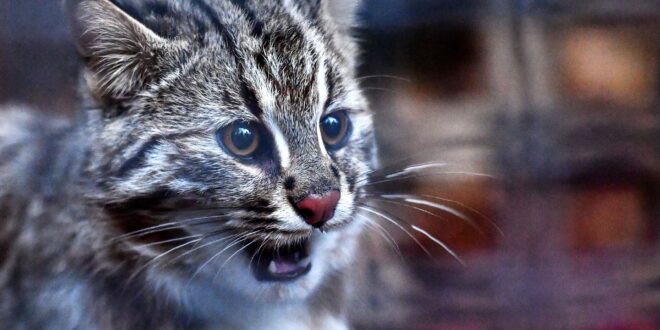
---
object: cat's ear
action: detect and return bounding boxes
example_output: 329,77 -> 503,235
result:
324,0 -> 361,29
65,0 -> 167,100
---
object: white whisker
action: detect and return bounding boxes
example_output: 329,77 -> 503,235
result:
357,157 -> 453,184
384,162 -> 449,179
111,214 -> 231,242
188,233 -> 253,283
356,214 -> 403,259
364,171 -> 497,186
128,237 -> 203,281
419,194 -> 504,237
160,232 -> 235,268
355,74 -> 411,82
141,234 -> 203,248
215,240 -> 257,280
366,196 -> 449,222
411,225 -> 465,266
357,205 -> 432,258
147,238 -> 203,264
249,233 -> 272,267
380,194 -> 481,232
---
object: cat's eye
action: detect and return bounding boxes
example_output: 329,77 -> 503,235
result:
218,121 -> 261,158
320,111 -> 351,150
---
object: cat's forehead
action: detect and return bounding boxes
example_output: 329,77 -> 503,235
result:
129,0 -> 367,126
159,35 -> 348,120
164,41 -> 325,124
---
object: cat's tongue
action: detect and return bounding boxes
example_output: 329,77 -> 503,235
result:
251,240 -> 312,282
268,251 -> 310,275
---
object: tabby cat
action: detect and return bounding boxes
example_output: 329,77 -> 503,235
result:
0,0 -> 377,328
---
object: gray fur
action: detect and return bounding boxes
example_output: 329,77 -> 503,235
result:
0,0 -> 374,328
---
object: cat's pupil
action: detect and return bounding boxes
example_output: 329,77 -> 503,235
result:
322,116 -> 341,139
232,125 -> 255,150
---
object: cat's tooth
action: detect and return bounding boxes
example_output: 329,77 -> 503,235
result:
268,260 -> 278,274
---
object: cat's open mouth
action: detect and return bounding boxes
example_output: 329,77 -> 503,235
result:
249,239 -> 312,282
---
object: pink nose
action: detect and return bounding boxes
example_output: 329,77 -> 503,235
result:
295,191 -> 341,227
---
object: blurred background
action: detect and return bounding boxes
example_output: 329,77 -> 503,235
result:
1,0 -> 658,329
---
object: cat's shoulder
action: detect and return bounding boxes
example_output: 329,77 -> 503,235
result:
0,105 -> 70,195
0,105 -> 42,184
0,104 -> 41,147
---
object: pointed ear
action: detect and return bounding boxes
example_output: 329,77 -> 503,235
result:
324,0 -> 361,29
65,0 -> 167,100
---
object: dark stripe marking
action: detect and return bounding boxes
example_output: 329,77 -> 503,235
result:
243,217 -> 276,227
186,1 -> 265,118
324,62 -> 336,111
347,175 -> 356,193
116,136 -> 163,177
254,49 -> 282,91
189,0 -> 237,49
330,165 -> 340,179
115,131 -> 198,177
240,82 -> 264,118
227,0 -> 263,36
244,199 -> 276,214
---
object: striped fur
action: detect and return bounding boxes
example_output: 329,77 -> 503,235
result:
0,0 -> 374,328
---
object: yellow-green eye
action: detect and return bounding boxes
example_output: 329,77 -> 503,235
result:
219,122 -> 260,157
320,111 -> 351,149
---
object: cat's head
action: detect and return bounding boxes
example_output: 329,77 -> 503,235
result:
66,0 -> 374,301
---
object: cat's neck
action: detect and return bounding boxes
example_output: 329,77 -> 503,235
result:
175,272 -> 349,329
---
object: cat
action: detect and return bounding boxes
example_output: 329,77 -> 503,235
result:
0,0 -> 378,328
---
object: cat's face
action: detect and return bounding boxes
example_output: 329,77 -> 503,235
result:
68,0 -> 374,301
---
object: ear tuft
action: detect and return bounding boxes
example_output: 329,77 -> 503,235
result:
65,0 -> 167,100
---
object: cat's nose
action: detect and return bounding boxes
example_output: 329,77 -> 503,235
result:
294,190 -> 341,227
